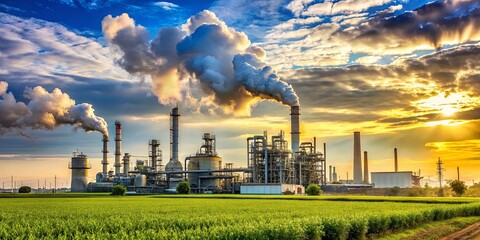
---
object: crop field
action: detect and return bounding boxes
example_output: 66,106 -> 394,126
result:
1,194 -> 479,239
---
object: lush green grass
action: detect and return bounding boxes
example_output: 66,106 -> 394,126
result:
0,195 -> 479,239
377,216 -> 480,240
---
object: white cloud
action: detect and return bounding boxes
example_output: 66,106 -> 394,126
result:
355,55 -> 382,65
303,0 -> 394,16
153,1 -> 180,11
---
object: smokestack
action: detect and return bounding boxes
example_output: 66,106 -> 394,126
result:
363,151 -> 369,183
114,121 -> 121,176
123,153 -> 130,176
290,106 -> 300,153
170,107 -> 180,162
353,131 -> 362,184
394,148 -> 398,172
102,135 -> 109,176
333,167 -> 337,182
329,165 -> 333,183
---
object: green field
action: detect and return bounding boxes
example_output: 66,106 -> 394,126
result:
1,194 -> 479,239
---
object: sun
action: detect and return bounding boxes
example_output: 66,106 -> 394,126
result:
440,105 -> 457,116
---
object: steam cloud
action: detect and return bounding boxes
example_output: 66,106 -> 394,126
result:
102,10 -> 299,115
0,81 -> 108,136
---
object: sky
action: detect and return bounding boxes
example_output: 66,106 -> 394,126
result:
1,0 -> 480,188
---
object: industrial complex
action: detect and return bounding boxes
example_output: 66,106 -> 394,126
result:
69,105 -> 423,194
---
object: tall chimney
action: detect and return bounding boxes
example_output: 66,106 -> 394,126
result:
353,131 -> 362,183
363,151 -> 369,183
290,106 -> 300,153
329,165 -> 333,183
170,107 -> 180,162
102,135 -> 109,176
123,153 -> 130,176
114,121 -> 122,176
394,148 -> 398,172
333,167 -> 337,182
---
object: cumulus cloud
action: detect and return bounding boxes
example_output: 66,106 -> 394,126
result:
303,0 -> 393,16
0,81 -> 108,136
102,10 -> 299,115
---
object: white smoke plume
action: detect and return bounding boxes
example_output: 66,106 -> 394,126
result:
102,10 -> 299,115
0,81 -> 108,136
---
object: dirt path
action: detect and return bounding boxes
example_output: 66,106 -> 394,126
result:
440,221 -> 480,240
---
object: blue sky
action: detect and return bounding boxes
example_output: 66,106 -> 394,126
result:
1,0 -> 480,186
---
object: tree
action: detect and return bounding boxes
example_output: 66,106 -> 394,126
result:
18,186 -> 31,193
111,184 -> 126,196
449,180 -> 468,196
306,184 -> 322,196
177,181 -> 191,194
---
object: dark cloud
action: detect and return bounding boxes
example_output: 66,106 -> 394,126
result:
340,0 -> 480,52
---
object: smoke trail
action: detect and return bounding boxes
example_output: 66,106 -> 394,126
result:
0,81 -> 108,137
102,10 -> 300,115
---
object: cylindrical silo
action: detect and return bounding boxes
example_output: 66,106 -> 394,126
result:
134,175 -> 147,187
69,152 -> 91,192
188,156 -> 222,188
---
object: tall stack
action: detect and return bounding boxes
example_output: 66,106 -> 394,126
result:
114,121 -> 122,176
290,106 -> 300,153
353,131 -> 362,184
363,151 -> 369,183
171,107 -> 179,162
102,135 -> 109,176
394,148 -> 398,172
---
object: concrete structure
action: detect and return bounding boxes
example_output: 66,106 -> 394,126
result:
363,151 -> 369,183
165,107 -> 183,188
240,183 -> 305,195
290,106 -> 300,153
371,171 -> 413,188
122,153 -> 130,176
114,121 -> 122,176
69,152 -> 91,192
353,132 -> 362,184
394,148 -> 398,172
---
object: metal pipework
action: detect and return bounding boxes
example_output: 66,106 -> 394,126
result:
394,148 -> 398,172
290,105 -> 300,153
102,135 -> 109,176
170,107 -> 180,162
363,151 -> 369,183
114,121 -> 122,176
353,131 -> 362,184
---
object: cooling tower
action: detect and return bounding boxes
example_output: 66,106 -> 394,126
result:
290,106 -> 300,153
353,131 -> 362,184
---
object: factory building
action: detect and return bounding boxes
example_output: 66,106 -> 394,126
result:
370,148 -> 423,188
69,103 -> 328,194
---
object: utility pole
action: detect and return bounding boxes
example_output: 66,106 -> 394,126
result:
54,175 -> 57,193
38,179 -> 40,191
437,158 -> 444,188
11,176 -> 13,193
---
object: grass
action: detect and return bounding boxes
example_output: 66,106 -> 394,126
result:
0,194 -> 479,239
377,216 -> 480,240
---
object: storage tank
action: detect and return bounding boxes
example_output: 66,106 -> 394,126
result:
188,155 -> 222,188
134,175 -> 147,187
69,152 -> 91,192
187,133 -> 222,189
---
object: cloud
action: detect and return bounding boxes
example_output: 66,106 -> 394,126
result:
153,2 -> 180,11
303,0 -> 394,16
342,0 -> 480,53
355,55 -> 382,65
102,10 -> 299,115
0,81 -> 108,136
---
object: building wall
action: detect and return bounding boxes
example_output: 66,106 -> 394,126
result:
371,172 -> 413,188
240,184 -> 304,195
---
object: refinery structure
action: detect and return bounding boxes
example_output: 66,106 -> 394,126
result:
70,105 -> 426,194
70,105 -> 326,194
